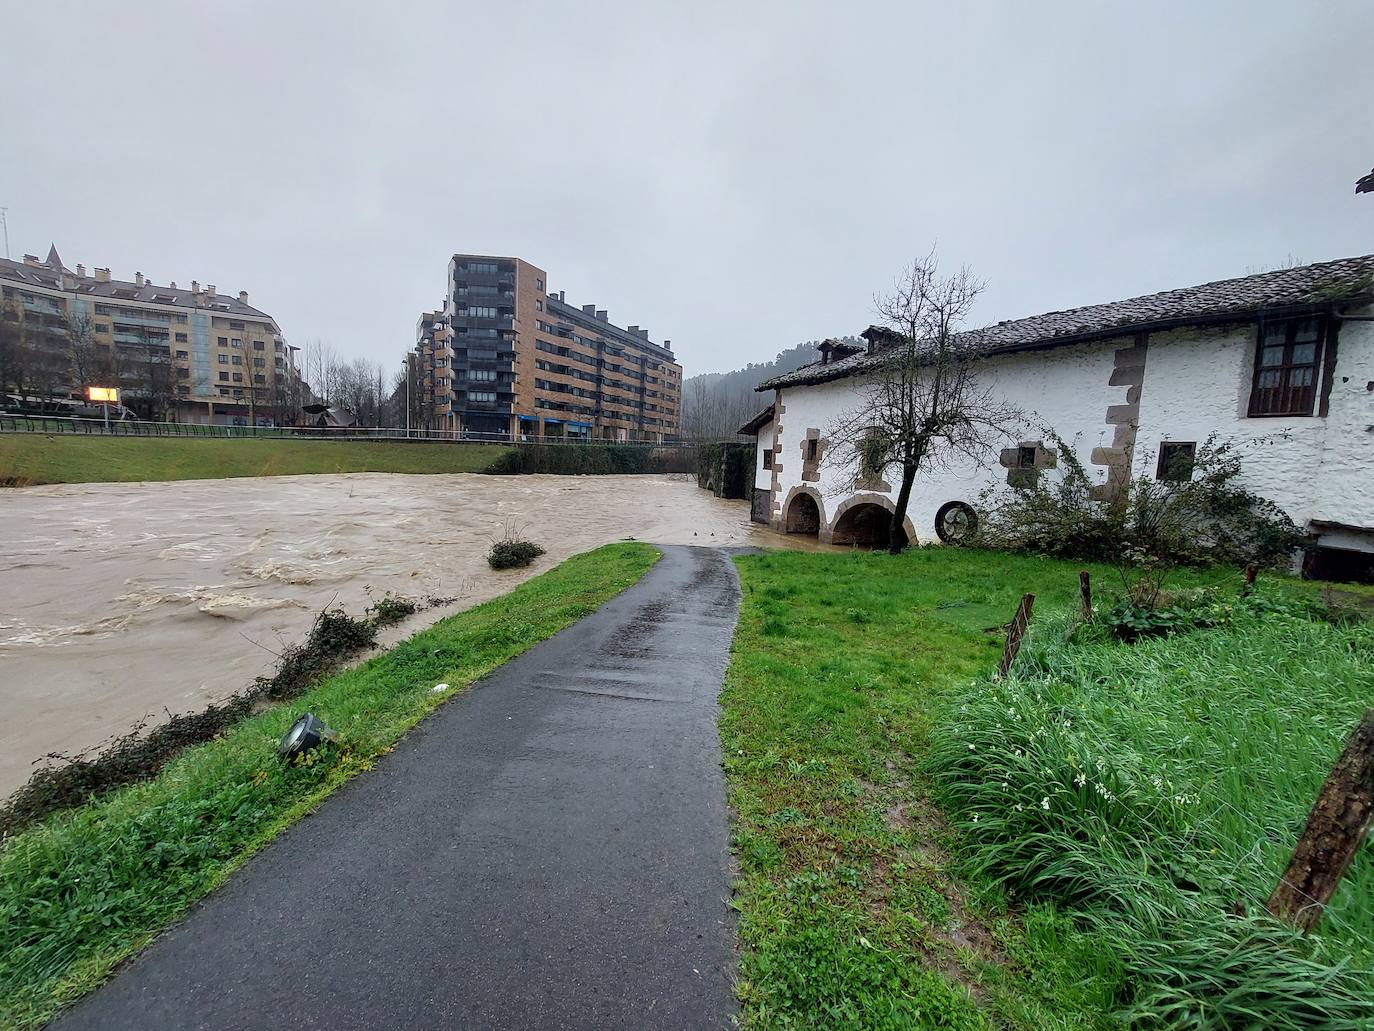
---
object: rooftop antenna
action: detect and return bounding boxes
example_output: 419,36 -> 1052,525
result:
0,207 -> 8,259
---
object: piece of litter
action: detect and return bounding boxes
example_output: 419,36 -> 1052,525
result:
432,683 -> 450,693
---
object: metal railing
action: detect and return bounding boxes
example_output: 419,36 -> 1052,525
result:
0,413 -> 697,447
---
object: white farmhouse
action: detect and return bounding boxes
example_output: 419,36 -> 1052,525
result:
742,255 -> 1374,580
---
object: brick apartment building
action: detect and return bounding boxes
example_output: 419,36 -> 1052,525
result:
413,254 -> 682,441
0,246 -> 304,425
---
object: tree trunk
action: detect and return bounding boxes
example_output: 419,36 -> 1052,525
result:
1266,709 -> 1374,931
889,463 -> 917,554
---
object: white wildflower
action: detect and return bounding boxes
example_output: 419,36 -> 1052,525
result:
1040,797 -> 1050,810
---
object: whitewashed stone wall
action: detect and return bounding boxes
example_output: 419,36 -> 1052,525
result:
764,309 -> 1374,551
1132,310 -> 1374,536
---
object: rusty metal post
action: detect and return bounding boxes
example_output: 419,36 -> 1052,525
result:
1266,709 -> 1374,932
996,593 -> 1035,679
1078,570 -> 1093,621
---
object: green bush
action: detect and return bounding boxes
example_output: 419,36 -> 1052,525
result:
927,600 -> 1374,1028
978,434 -> 1305,569
488,538 -> 545,570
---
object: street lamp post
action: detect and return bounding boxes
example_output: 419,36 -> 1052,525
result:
402,358 -> 411,438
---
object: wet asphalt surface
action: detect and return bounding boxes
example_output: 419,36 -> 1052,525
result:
51,545 -> 741,1031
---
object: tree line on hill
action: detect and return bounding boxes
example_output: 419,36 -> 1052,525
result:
680,339 -> 860,440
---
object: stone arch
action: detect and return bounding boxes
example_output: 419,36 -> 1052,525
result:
782,485 -> 824,536
827,493 -> 918,549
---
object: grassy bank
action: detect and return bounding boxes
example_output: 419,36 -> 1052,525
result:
0,543 -> 657,1030
720,548 -> 1371,1028
0,435 -> 510,485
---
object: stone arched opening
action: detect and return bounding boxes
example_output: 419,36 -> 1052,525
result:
829,494 -> 916,550
784,490 -> 823,536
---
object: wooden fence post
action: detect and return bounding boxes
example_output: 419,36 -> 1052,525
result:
1242,563 -> 1258,596
996,593 -> 1035,679
1265,709 -> 1374,932
1078,571 -> 1093,621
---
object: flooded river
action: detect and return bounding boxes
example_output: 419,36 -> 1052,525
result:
0,473 -> 801,797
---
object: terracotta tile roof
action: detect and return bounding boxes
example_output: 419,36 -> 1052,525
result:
759,254 -> 1374,391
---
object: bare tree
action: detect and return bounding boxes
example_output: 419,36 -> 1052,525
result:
827,249 -> 1020,553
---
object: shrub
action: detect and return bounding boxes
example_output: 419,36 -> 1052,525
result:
484,444 -> 691,476
978,433 -> 1305,569
488,538 -> 545,570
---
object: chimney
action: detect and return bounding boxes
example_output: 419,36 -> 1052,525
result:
595,310 -> 608,322
75,264 -> 86,278
135,272 -> 144,287
239,290 -> 249,304
191,280 -> 200,294
628,325 -> 639,333
22,254 -> 39,266
170,281 -> 177,289
94,267 -> 111,283
558,290 -> 565,302
206,284 -> 216,298
581,303 -> 596,315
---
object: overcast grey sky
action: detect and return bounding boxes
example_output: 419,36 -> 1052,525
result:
4,1 -> 1371,376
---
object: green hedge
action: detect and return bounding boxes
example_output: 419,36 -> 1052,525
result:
696,442 -> 754,498
484,444 -> 691,475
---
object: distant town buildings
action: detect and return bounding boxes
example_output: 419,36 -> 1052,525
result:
414,254 -> 682,441
0,246 -> 305,425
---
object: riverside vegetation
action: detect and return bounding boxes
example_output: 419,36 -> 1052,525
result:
0,435 -> 692,486
721,547 -> 1372,1029
0,543 -> 658,1031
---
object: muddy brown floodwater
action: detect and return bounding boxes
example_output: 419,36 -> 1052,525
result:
0,473 -> 819,798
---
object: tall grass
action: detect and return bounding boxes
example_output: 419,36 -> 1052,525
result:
928,594 -> 1374,1028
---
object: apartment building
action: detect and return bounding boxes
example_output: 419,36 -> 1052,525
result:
0,245 -> 304,425
414,253 -> 682,441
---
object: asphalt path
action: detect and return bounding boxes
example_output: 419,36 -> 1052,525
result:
52,545 -> 741,1030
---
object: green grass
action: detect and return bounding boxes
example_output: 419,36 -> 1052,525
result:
721,546 -> 1372,1029
0,543 -> 658,1030
928,595 -> 1374,1028
0,434 -> 510,485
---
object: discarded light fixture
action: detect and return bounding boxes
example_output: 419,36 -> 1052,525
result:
278,712 -> 336,761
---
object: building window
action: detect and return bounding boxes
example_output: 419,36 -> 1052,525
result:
253,339 -> 265,350
253,356 -> 265,367
231,338 -> 242,348
462,305 -> 497,319
175,332 -> 188,342
468,369 -> 497,382
1017,445 -> 1037,468
175,350 -> 189,359
254,374 -> 265,384
233,372 -> 243,382
762,449 -> 774,469
1248,317 -> 1326,417
219,371 -> 230,381
229,321 -> 244,330
806,439 -> 818,462
464,261 -> 498,274
1156,441 -> 1197,482
217,354 -> 228,364
218,336 -> 228,346
469,390 -> 497,402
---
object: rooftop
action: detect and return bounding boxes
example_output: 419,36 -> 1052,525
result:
0,246 -> 275,321
759,254 -> 1374,391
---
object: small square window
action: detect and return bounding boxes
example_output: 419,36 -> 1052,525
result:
763,449 -> 774,469
806,439 -> 818,462
219,371 -> 229,381
217,354 -> 228,364
217,336 -> 228,346
1017,445 -> 1037,468
1156,441 -> 1197,482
